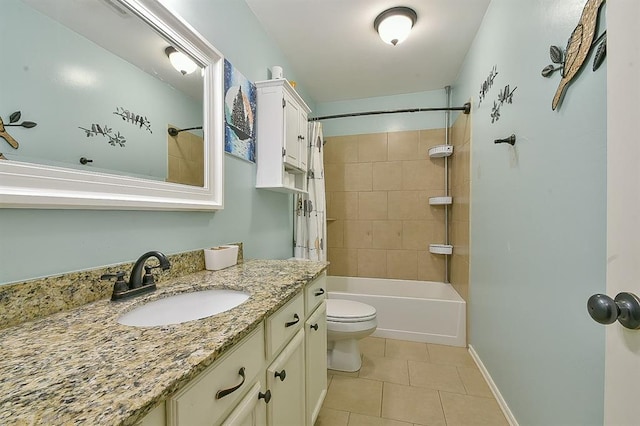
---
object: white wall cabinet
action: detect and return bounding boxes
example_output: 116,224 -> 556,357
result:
137,274 -> 327,426
255,79 -> 311,194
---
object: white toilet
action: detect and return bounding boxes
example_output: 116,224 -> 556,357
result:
326,299 -> 378,372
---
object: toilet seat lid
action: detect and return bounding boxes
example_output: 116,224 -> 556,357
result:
326,299 -> 377,322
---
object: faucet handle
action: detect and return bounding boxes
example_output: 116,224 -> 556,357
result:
142,265 -> 162,285
101,271 -> 129,294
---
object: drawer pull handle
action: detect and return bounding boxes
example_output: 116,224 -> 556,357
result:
215,367 -> 245,400
274,369 -> 287,381
285,313 -> 300,328
310,323 -> 318,331
258,389 -> 272,404
314,288 -> 325,296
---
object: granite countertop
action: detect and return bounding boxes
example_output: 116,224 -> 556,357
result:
0,259 -> 327,425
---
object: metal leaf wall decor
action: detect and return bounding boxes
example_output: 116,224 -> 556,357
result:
0,110 -> 38,149
79,123 -> 127,147
478,65 -> 498,107
491,85 -> 517,124
113,106 -> 152,133
540,0 -> 606,110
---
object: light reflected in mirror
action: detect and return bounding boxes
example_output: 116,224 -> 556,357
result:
2,0 -> 205,187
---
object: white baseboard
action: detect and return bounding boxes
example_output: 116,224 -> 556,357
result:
468,345 -> 519,426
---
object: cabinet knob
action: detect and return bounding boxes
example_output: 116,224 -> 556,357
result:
258,389 -> 272,404
310,323 -> 318,331
274,369 -> 287,381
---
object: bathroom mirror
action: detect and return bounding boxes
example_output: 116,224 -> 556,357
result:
0,0 -> 224,210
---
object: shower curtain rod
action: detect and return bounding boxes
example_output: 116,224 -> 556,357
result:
309,102 -> 471,121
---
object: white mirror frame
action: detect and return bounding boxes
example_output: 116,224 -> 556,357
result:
0,0 -> 224,211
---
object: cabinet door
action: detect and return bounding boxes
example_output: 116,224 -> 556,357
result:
305,301 -> 327,426
298,109 -> 308,172
221,381 -> 267,426
284,91 -> 300,169
266,329 -> 305,426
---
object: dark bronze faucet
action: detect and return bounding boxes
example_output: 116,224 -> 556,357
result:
101,251 -> 171,301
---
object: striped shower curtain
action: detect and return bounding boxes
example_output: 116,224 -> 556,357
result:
293,122 -> 326,261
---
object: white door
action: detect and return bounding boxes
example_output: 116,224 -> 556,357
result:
604,1 -> 640,424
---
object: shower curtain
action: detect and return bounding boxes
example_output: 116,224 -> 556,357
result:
293,122 -> 326,261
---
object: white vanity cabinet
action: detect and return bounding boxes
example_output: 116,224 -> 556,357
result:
255,79 -> 311,194
266,329 -> 306,426
166,326 -> 266,426
136,273 -> 327,426
303,273 -> 327,425
220,381 -> 267,426
305,301 -> 327,425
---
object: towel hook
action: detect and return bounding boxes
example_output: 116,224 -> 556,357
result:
494,134 -> 516,146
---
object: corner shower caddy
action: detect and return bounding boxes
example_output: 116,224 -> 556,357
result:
428,88 -> 454,263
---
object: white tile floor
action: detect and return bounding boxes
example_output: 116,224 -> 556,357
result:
316,337 -> 508,426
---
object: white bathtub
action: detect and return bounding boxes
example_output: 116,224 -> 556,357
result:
327,276 -> 466,347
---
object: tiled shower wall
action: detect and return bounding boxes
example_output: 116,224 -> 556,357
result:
324,129 -> 448,281
324,123 -> 470,300
449,112 -> 471,302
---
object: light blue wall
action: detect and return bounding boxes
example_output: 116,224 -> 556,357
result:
452,0 -> 606,424
315,89 -> 448,137
0,0 -> 304,284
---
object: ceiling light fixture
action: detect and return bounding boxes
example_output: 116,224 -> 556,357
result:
165,46 -> 197,75
374,6 -> 417,46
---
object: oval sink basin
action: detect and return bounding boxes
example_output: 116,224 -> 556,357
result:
118,289 -> 250,327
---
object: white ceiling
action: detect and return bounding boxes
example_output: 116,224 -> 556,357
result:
244,0 -> 491,103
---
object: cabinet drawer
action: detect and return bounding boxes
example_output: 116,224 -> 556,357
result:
304,273 -> 327,317
167,326 -> 265,426
266,293 -> 304,358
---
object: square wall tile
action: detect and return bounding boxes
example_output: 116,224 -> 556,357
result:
324,135 -> 359,164
372,221 -> 403,249
344,221 -> 373,249
373,162 -> 402,191
358,192 -> 388,220
402,221 -> 430,250
387,250 -> 418,280
327,219 -> 344,248
402,160 -> 442,191
328,248 -> 358,277
388,191 -> 428,221
357,249 -> 387,278
358,133 -> 388,163
417,250 -> 446,282
330,191 -> 359,220
325,163 -> 345,192
419,128 -> 446,153
388,131 -> 419,161
345,163 -> 372,192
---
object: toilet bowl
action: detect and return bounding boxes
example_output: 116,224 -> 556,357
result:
326,299 -> 377,372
